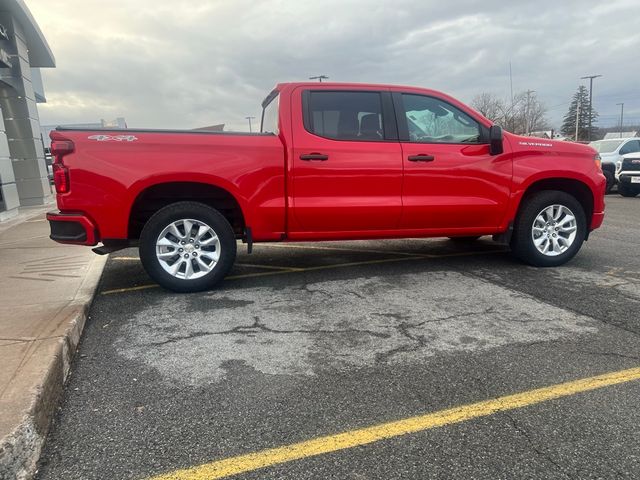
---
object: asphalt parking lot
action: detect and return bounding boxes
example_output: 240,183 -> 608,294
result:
36,195 -> 640,480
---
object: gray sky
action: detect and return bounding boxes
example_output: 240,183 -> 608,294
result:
30,0 -> 640,131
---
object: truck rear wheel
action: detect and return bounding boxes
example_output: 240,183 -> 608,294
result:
139,201 -> 236,292
510,191 -> 586,267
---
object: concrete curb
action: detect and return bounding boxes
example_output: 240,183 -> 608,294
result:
0,253 -> 108,480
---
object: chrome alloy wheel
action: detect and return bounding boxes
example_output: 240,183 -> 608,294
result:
531,204 -> 577,257
155,218 -> 220,280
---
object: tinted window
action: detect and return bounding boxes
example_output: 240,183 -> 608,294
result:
401,94 -> 481,143
261,93 -> 279,134
307,91 -> 384,141
620,140 -> 640,155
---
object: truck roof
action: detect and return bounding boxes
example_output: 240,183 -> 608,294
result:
274,81 -> 447,96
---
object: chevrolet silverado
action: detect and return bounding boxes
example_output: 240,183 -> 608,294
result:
47,82 -> 606,292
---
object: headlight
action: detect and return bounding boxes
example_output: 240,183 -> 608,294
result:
616,161 -> 622,172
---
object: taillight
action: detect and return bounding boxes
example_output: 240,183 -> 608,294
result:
50,138 -> 74,194
53,163 -> 70,193
594,153 -> 602,171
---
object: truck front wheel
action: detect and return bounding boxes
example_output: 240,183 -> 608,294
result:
139,201 -> 237,292
510,191 -> 586,267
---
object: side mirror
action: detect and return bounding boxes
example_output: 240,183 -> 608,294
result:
489,125 -> 503,155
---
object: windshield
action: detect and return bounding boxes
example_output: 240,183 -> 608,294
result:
589,139 -> 623,153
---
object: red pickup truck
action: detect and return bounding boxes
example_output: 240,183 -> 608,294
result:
47,82 -> 606,292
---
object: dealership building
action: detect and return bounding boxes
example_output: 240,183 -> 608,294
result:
0,0 -> 54,221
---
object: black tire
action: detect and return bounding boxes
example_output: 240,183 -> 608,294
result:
510,190 -> 586,267
618,183 -> 639,197
448,236 -> 481,242
139,201 -> 237,293
603,170 -> 615,194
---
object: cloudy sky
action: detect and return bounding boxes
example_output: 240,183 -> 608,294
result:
29,0 -> 640,132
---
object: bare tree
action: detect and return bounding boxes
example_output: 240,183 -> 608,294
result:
512,91 -> 548,135
471,91 -> 549,135
471,93 -> 504,122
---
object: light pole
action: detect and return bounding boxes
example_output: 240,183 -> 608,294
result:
580,74 -> 602,141
616,102 -> 624,138
309,75 -> 329,82
245,116 -> 255,133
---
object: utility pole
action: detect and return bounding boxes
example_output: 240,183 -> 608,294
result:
616,102 -> 624,138
309,75 -> 329,82
509,61 -> 514,107
575,101 -> 580,142
508,62 -> 514,132
245,116 -> 255,133
580,74 -> 602,141
525,89 -> 535,135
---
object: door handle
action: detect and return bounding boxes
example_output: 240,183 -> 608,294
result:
407,154 -> 435,162
300,153 -> 329,161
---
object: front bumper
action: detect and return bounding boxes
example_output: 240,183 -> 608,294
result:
591,211 -> 605,230
617,173 -> 640,185
46,211 -> 99,245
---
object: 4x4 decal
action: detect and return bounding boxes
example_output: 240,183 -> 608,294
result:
88,134 -> 138,142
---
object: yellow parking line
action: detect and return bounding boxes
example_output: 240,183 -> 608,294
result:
226,270 -> 301,280
100,249 -> 506,296
296,255 -> 425,272
430,249 -> 506,258
100,257 -> 419,296
114,258 -> 303,271
101,284 -> 159,295
147,366 -> 640,480
235,263 -> 304,271
257,242 -> 430,257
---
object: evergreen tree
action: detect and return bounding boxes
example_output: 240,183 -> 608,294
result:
561,86 -> 598,141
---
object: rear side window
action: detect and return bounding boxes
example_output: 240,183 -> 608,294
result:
620,140 -> 640,155
306,91 -> 384,141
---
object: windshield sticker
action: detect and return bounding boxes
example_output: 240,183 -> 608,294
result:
88,134 -> 138,142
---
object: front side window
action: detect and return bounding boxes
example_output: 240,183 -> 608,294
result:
620,140 -> 640,155
261,93 -> 279,134
401,94 -> 481,144
306,91 -> 384,141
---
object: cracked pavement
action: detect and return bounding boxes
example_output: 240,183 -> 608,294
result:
36,196 -> 640,480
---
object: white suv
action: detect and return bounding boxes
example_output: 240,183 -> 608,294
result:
589,138 -> 640,193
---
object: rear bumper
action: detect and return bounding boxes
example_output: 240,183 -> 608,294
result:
47,211 -> 98,245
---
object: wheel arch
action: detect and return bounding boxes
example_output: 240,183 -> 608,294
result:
128,181 -> 247,240
516,177 -> 594,229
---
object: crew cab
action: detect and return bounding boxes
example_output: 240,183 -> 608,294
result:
47,82 -> 606,292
